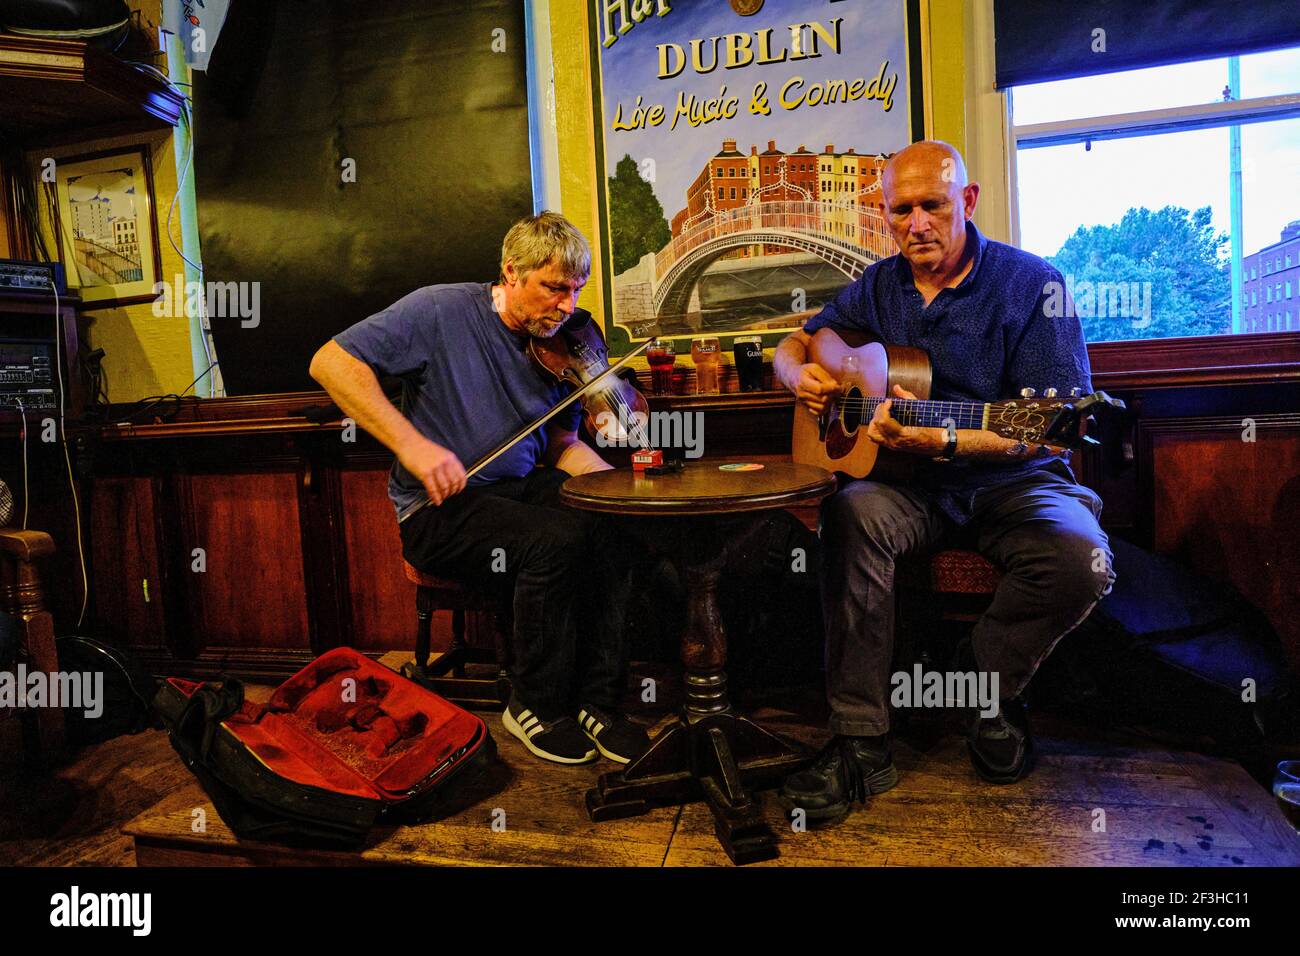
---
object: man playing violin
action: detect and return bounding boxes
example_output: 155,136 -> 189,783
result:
310,211 -> 649,766
773,141 -> 1115,820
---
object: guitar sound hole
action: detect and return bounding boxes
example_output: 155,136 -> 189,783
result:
840,385 -> 863,433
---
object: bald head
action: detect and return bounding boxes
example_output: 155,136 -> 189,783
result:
880,140 -> 978,278
883,140 -> 968,193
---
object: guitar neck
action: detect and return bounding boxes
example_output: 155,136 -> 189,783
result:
855,396 -> 988,431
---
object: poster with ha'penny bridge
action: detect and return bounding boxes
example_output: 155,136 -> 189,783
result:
591,0 -> 918,353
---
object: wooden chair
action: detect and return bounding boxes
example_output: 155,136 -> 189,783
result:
0,528 -> 64,765
398,560 -> 512,710
923,548 -> 1003,618
897,547 -> 1003,672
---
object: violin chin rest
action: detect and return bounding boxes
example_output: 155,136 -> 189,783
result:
563,308 -> 595,332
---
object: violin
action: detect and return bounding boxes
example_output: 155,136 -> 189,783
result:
528,309 -> 650,448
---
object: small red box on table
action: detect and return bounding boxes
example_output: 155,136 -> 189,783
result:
632,449 -> 663,472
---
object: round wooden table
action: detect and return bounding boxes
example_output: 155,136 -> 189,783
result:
561,461 -> 835,864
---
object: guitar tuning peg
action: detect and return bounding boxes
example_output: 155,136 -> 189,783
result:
1019,387 -> 1036,399
1069,387 -> 1082,398
1043,387 -> 1058,398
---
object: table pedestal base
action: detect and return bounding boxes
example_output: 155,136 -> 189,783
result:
574,503 -> 832,865
587,676 -> 811,864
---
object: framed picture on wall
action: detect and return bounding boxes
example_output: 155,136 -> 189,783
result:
588,0 -> 924,356
46,146 -> 162,308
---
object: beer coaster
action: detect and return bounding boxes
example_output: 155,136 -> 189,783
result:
719,463 -> 764,472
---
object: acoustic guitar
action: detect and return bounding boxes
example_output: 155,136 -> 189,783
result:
791,326 -> 1124,480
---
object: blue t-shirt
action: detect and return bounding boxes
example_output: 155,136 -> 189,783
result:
804,221 -> 1093,524
332,282 -> 580,520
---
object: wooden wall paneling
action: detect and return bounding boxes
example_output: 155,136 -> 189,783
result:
179,469 -> 311,653
1141,413 -> 1300,668
87,474 -> 164,649
295,436 -> 353,655
151,462 -> 199,665
339,462 -> 425,653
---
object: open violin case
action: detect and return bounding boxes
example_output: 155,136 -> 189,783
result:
153,647 -> 496,846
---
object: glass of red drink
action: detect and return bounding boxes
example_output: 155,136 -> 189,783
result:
646,338 -> 676,395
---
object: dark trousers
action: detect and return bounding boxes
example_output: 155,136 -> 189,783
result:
819,465 -> 1115,736
398,467 -> 632,718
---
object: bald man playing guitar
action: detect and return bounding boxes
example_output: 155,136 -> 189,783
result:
773,141 -> 1114,821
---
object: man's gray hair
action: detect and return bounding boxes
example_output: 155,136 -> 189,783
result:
499,211 -> 591,283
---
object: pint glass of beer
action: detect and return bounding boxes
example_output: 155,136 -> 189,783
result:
690,336 -> 721,394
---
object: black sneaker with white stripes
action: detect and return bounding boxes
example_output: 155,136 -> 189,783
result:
577,703 -> 650,764
502,697 -> 597,764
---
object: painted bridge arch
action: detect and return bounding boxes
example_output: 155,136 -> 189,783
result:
649,201 -> 894,319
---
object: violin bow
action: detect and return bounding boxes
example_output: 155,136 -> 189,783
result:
397,336 -> 655,523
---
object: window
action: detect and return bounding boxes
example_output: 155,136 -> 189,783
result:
716,187 -> 723,199
729,187 -> 736,200
1288,281 -> 1293,297
1011,45 -> 1300,341
1252,290 -> 1258,305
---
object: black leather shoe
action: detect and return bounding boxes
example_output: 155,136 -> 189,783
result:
968,696 -> 1032,784
779,735 -> 899,823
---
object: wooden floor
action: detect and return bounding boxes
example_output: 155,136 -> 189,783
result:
4,656 -> 1299,867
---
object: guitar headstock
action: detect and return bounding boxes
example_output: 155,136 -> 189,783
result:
987,388 -> 1127,447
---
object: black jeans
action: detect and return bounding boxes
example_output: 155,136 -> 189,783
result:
398,467 -> 632,719
819,464 -> 1115,736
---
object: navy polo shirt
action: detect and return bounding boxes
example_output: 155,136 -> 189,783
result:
803,221 -> 1092,524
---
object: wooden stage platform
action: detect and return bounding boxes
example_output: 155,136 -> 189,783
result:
5,654 -> 1298,867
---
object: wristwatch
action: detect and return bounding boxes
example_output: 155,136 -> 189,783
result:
933,434 -> 958,462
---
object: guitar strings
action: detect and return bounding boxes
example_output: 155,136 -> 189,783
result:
833,396 -> 987,426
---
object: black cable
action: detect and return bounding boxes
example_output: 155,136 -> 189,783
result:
1,144 -> 53,262
108,360 -> 219,424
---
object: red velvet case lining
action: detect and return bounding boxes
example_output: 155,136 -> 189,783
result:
167,648 -> 483,801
